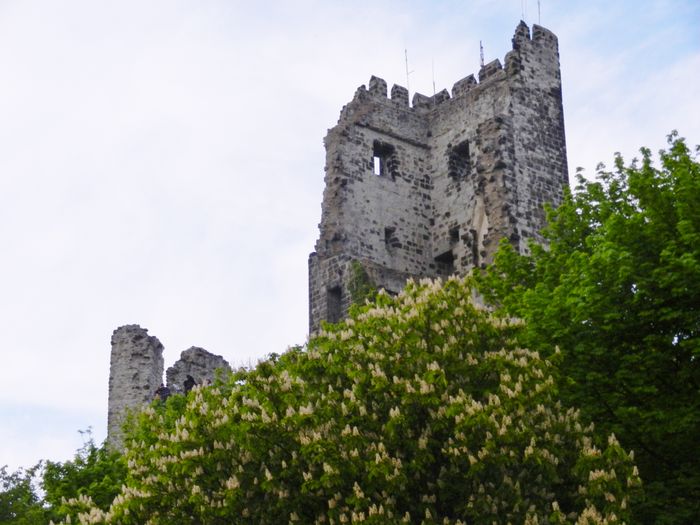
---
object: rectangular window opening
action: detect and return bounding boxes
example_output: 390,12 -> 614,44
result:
326,286 -> 342,324
434,250 -> 455,276
372,140 -> 396,178
448,140 -> 471,180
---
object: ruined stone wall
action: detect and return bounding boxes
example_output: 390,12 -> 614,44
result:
309,21 -> 568,332
166,346 -> 231,394
107,327 -> 231,449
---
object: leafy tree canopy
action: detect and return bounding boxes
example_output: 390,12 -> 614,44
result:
60,277 -> 639,524
0,464 -> 45,525
42,430 -> 126,524
0,430 -> 126,525
477,133 -> 700,524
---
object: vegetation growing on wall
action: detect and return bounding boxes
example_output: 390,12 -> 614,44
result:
347,259 -> 377,306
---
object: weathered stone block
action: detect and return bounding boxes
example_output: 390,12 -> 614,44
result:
391,84 -> 409,106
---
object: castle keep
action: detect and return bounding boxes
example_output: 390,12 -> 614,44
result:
309,22 -> 568,332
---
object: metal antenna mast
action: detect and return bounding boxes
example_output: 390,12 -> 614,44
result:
404,49 -> 414,95
521,0 -> 529,21
479,40 -> 485,68
538,0 -> 541,24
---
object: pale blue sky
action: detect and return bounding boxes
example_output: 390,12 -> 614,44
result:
1,0 -> 698,471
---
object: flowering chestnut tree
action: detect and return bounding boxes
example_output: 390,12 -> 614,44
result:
60,277 -> 640,524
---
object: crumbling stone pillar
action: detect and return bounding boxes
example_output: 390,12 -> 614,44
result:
107,324 -> 163,450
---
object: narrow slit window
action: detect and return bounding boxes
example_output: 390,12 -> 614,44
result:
449,227 -> 460,244
372,140 -> 396,178
373,156 -> 382,175
384,226 -> 397,248
469,228 -> 479,266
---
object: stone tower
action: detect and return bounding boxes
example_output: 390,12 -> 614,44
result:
309,22 -> 568,332
107,325 -> 164,450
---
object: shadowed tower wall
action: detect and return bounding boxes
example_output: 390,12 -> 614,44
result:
309,22 -> 568,332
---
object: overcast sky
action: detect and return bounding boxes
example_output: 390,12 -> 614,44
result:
1,0 -> 698,471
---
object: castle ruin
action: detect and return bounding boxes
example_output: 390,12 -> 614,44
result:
309,22 -> 568,331
107,325 -> 232,449
107,21 -> 568,447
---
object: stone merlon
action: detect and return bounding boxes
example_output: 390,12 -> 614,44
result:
347,22 -> 559,113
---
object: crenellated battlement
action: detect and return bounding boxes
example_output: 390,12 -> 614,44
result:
343,21 -> 560,117
310,22 -> 568,332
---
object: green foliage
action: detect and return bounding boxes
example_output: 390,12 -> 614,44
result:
0,431 -> 127,524
41,430 -> 126,524
477,133 -> 700,524
65,278 -> 639,524
347,260 -> 377,306
0,464 -> 45,524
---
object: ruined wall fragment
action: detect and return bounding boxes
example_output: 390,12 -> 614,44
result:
166,347 -> 231,393
107,324 -> 163,450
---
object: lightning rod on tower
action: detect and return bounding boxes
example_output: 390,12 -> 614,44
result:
404,49 -> 414,96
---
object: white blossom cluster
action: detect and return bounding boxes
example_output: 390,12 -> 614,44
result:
59,276 -> 640,524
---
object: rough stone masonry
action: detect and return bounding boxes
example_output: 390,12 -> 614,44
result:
107,325 -> 231,449
309,21 -> 568,332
